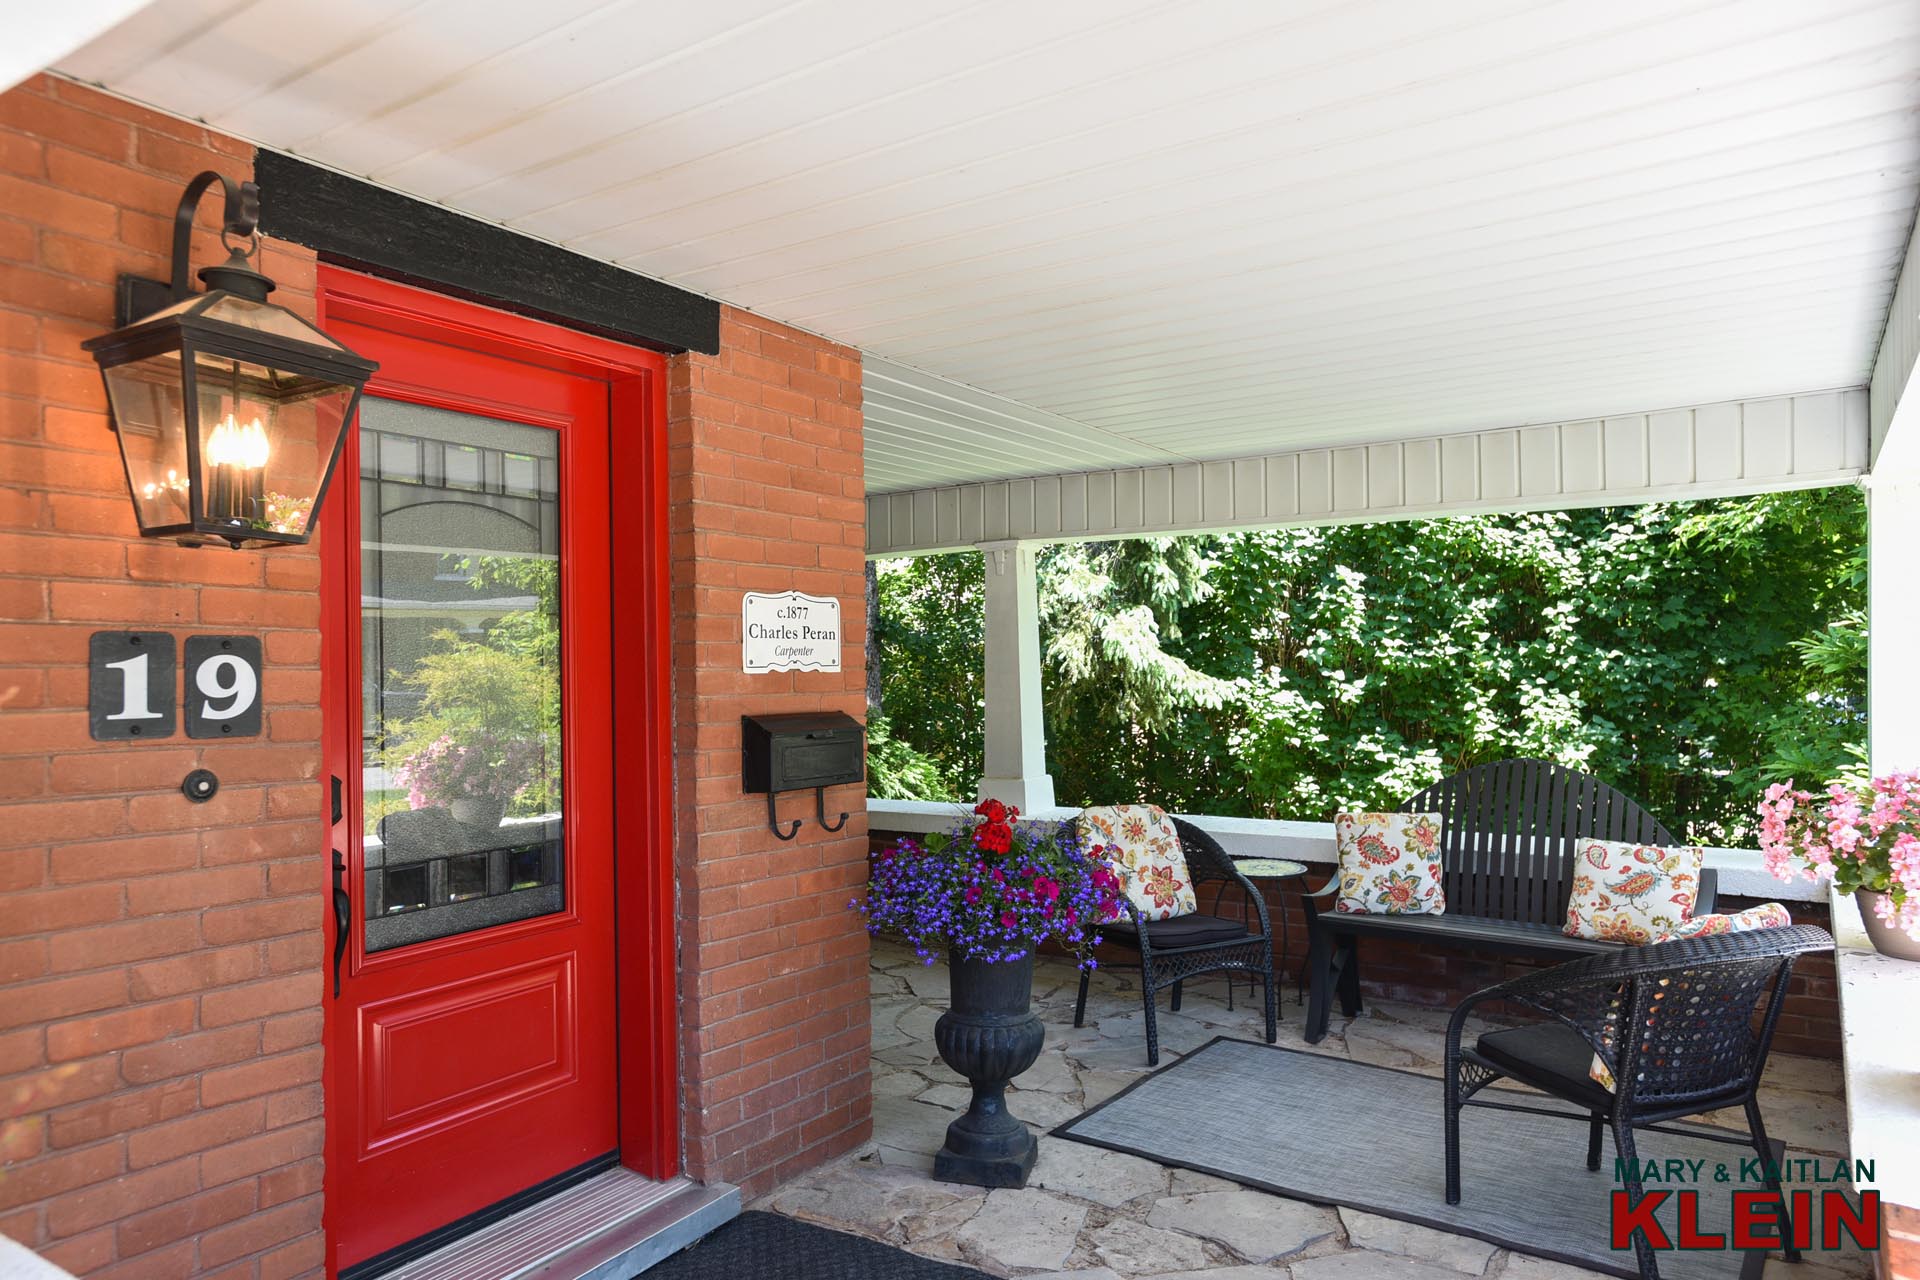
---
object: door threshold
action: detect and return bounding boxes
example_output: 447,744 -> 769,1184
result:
375,1170 -> 739,1280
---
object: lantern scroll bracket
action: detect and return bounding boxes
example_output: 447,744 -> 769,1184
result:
115,169 -> 264,327
170,170 -> 260,304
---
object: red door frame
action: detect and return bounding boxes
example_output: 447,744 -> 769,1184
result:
317,268 -> 679,1266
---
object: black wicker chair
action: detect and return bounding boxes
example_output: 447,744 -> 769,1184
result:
1444,924 -> 1833,1280
1073,816 -> 1277,1066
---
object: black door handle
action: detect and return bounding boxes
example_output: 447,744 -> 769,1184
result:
330,774 -> 343,827
330,849 -> 349,998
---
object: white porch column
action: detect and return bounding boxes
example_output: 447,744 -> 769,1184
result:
1868,474 -> 1920,774
978,540 -> 1055,810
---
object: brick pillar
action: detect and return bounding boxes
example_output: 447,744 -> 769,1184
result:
667,307 -> 872,1198
0,77 -> 327,1277
1887,1202 -> 1920,1280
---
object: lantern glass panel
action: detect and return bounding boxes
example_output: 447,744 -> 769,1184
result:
191,348 -> 354,540
141,291 -> 358,349
101,351 -> 192,531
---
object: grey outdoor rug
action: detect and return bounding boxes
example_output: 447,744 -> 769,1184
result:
1054,1037 -> 1788,1280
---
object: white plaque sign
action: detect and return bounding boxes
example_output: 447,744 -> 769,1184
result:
742,591 -> 841,673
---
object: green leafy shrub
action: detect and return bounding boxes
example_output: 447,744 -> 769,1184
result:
874,487 -> 1866,845
866,713 -> 957,801
383,631 -> 558,817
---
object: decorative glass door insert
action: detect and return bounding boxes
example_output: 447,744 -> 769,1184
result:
358,399 -> 563,951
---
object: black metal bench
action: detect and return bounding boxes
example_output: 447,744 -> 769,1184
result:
1303,759 -> 1718,1043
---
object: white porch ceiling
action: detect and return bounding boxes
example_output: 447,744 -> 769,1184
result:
60,0 -> 1920,496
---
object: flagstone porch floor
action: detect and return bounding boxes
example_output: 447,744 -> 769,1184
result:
756,940 -> 1870,1280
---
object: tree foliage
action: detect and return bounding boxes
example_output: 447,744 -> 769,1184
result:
875,487 -> 1866,844
866,712 -> 958,802
871,551 -> 986,799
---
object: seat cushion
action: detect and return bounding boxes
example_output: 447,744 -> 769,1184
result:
1080,804 -> 1197,921
1473,1022 -> 1613,1112
1105,912 -> 1251,949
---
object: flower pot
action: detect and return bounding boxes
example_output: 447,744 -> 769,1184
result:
932,949 -> 1044,1188
449,796 -> 507,831
1857,891 -> 1920,960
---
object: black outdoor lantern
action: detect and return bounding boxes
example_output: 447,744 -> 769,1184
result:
82,170 -> 376,549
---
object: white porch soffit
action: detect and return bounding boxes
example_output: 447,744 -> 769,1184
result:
57,1 -> 1920,518
3,2 -> 151,93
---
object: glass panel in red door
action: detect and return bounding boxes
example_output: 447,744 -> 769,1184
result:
323,304 -> 618,1275
359,401 -> 566,950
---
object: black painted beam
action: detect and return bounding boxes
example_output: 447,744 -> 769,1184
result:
255,149 -> 719,355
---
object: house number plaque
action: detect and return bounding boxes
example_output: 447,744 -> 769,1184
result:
742,591 -> 841,674
88,632 -> 264,741
183,635 -> 263,739
88,632 -> 176,740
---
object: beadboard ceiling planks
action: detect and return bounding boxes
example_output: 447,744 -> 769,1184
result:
60,0 -> 1920,494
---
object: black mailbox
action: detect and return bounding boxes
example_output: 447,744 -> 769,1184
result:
742,711 -> 864,840
743,711 -> 864,793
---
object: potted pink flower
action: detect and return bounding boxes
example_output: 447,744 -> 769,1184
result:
1758,772 -> 1920,959
393,731 -> 543,830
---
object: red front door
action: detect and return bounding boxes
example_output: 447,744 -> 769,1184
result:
321,280 -> 621,1274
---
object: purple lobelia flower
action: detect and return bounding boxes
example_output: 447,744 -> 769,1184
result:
850,814 -> 1127,968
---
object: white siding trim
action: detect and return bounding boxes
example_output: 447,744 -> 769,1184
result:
1870,210 -> 1920,468
865,800 -> 1821,902
868,389 -> 1868,555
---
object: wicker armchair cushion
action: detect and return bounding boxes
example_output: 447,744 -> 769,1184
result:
1475,1022 -> 1616,1110
1080,805 -> 1197,921
1332,811 -> 1445,915
1103,912 -> 1251,949
1561,838 -> 1705,943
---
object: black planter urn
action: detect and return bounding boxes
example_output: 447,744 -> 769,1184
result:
932,949 -> 1045,1188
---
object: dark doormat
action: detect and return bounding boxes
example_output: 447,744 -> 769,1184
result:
1054,1036 -> 1789,1280
639,1211 -> 991,1279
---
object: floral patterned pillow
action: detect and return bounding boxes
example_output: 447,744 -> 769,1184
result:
1077,804 -> 1196,922
1332,812 -> 1445,915
1562,839 -> 1704,943
1665,902 -> 1793,939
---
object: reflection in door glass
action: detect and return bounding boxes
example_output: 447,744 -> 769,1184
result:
358,399 -> 564,952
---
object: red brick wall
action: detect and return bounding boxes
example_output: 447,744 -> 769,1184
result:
1328,893 -> 1841,1059
3,73 -> 876,1272
668,307 -> 871,1199
1,77 -> 328,1278
1886,1202 -> 1919,1280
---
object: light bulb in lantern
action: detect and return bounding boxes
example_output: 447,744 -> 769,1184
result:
205,414 -> 268,468
204,414 -> 268,525
140,468 -> 187,505
239,417 -> 269,469
206,416 -> 232,467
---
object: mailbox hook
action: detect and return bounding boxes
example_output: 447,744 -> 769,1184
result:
815,787 -> 849,833
767,791 -> 802,842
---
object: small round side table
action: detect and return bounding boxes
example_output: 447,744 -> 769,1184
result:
1219,857 -> 1308,1005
